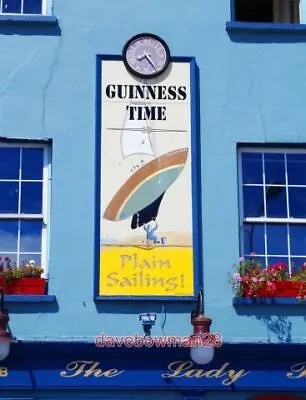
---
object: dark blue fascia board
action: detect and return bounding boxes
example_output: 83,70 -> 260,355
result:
226,21 -> 306,33
4,295 -> 56,302
233,297 -> 306,305
0,15 -> 57,24
9,341 -> 306,361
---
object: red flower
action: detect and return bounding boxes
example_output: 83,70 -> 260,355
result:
269,262 -> 287,270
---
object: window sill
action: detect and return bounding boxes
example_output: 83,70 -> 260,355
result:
0,14 -> 57,24
3,295 -> 56,303
226,21 -> 306,33
233,296 -> 306,305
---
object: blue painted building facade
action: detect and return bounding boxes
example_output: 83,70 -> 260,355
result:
0,0 -> 306,399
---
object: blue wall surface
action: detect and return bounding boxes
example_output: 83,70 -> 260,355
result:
1,0 -> 306,346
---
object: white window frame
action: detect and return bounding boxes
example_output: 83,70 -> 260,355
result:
300,0 -> 306,22
0,142 -> 50,278
238,146 -> 306,275
0,0 -> 50,16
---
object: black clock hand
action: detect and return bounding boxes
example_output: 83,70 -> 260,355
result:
144,51 -> 157,71
137,54 -> 146,61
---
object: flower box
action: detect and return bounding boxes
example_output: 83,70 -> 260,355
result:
0,277 -> 46,295
241,281 -> 306,298
0,276 -> 14,294
241,282 -> 275,297
11,278 -> 46,295
230,258 -> 306,299
273,281 -> 305,297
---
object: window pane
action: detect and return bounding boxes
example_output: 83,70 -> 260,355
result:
0,182 -> 18,213
235,0 -> 273,23
2,0 -> 21,13
268,257 -> 289,267
22,148 -> 43,180
0,147 -> 20,179
290,258 -> 304,271
20,182 -> 42,213
20,220 -> 42,252
243,223 -> 265,254
258,256 -> 267,268
20,253 -> 41,266
264,153 -> 285,185
241,152 -> 263,184
23,0 -> 42,13
243,186 -> 264,217
289,225 -> 306,256
0,221 -> 18,252
266,186 -> 287,218
289,187 -> 306,218
0,254 -> 17,267
267,224 -> 288,255
245,255 -> 266,267
287,154 -> 306,185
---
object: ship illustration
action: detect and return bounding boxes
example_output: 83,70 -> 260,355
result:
103,99 -> 188,229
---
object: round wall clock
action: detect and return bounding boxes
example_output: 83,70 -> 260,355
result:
122,33 -> 170,79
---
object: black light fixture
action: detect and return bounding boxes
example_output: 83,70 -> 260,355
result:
190,288 -> 214,364
0,287 -> 13,361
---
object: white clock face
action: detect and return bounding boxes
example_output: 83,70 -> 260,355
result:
123,34 -> 170,78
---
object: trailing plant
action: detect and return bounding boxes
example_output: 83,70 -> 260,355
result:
229,255 -> 306,299
0,257 -> 44,283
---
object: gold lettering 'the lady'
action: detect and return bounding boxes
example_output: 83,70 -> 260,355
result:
161,361 -> 249,386
60,361 -> 124,378
287,362 -> 306,379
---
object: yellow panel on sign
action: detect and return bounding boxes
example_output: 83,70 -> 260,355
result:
99,247 -> 194,296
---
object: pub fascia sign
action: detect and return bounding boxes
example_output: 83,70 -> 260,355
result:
97,33 -> 199,299
1,360 -> 306,389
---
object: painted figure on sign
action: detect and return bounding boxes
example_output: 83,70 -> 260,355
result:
144,220 -> 159,244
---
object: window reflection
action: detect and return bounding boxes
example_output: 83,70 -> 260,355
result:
22,148 -> 43,180
0,145 -> 46,269
2,0 -> 21,13
0,182 -> 19,213
287,154 -> 306,185
243,223 -> 265,254
0,221 -> 18,252
268,256 -> 289,266
243,186 -> 264,217
266,224 -> 288,255
0,253 -> 17,266
242,153 -> 263,184
264,153 -> 285,185
290,258 -> 305,271
20,253 -> 41,265
21,182 -> 42,214
241,150 -> 306,265
0,147 -> 19,179
289,187 -> 306,218
245,255 -> 266,267
266,186 -> 287,218
20,220 -> 42,252
290,225 -> 306,255
23,0 -> 42,14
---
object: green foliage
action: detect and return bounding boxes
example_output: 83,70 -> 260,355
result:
0,257 -> 43,282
